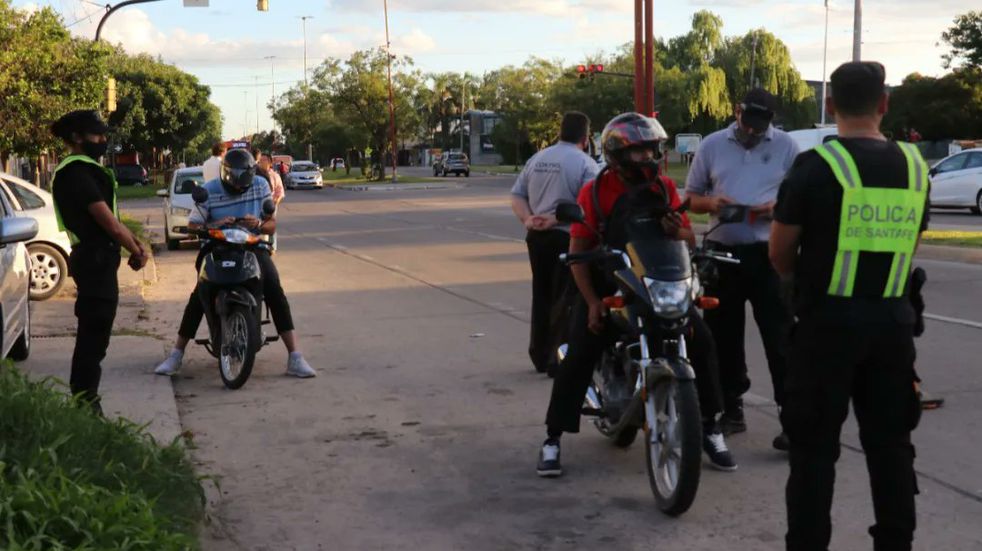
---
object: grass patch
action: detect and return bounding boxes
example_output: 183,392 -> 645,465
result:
0,366 -> 204,550
921,230 -> 982,248
664,163 -> 691,187
117,184 -> 165,201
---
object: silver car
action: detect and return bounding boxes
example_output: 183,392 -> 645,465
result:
158,167 -> 205,250
286,161 -> 323,189
0,187 -> 38,361
0,173 -> 74,301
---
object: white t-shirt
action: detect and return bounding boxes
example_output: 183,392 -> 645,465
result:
510,141 -> 599,231
202,155 -> 222,183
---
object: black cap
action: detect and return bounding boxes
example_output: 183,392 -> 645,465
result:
739,88 -> 776,132
50,110 -> 111,141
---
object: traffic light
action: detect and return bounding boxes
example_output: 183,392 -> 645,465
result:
106,77 -> 117,113
576,65 -> 587,79
257,0 -> 268,11
576,64 -> 605,80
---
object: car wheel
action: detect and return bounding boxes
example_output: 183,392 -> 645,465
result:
972,190 -> 982,215
27,243 -> 67,301
9,303 -> 30,361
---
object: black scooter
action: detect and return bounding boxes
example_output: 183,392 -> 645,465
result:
190,187 -> 278,389
554,194 -> 741,516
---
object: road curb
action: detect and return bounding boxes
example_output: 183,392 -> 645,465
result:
335,182 -> 460,192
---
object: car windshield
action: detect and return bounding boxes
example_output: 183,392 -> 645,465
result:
448,154 -> 465,161
292,163 -> 317,172
173,172 -> 204,194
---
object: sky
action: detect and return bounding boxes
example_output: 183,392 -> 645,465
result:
12,0 -> 967,138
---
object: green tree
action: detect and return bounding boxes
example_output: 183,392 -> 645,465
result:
666,10 -> 725,71
108,54 -> 221,168
941,10 -> 982,69
716,30 -> 817,129
883,69 -> 982,141
0,1 -> 112,173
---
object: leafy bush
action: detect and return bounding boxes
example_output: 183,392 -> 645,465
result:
0,367 -> 204,550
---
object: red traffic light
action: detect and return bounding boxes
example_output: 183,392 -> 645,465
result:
576,64 -> 587,73
595,64 -> 604,72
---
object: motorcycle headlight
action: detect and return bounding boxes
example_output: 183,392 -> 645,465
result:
222,228 -> 251,244
644,278 -> 692,319
170,206 -> 192,216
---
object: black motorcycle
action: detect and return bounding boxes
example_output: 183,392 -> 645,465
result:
190,187 -> 278,389
554,195 -> 741,516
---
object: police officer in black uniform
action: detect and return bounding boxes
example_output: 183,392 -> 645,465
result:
769,62 -> 929,550
50,110 -> 148,413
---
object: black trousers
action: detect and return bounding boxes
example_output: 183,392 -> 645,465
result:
545,298 -> 723,435
68,245 -> 121,402
703,241 -> 791,407
783,320 -> 919,551
525,229 -> 573,372
178,248 -> 294,340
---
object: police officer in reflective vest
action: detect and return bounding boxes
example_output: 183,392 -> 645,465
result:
50,110 -> 148,414
770,62 -> 928,550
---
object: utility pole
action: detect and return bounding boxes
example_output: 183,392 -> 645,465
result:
632,0 -> 654,115
300,16 -> 314,161
459,77 -> 467,155
821,0 -> 830,125
254,76 -> 261,135
263,55 -> 276,132
243,91 -> 249,138
383,0 -> 398,183
853,0 -> 862,61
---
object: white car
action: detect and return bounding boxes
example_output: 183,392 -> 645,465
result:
158,167 -> 206,250
0,187 -> 37,361
929,148 -> 982,214
0,173 -> 74,301
286,161 -> 323,189
787,127 -> 839,152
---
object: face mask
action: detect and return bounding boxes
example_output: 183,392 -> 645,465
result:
81,141 -> 108,159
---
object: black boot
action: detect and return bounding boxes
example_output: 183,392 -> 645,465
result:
719,396 -> 747,435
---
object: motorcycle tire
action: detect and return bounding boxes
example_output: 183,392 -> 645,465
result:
218,304 -> 260,390
644,379 -> 702,517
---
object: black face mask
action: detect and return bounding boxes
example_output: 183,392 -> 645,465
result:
735,123 -> 766,149
81,141 -> 109,159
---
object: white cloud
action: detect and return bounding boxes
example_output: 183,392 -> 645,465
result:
392,27 -> 437,53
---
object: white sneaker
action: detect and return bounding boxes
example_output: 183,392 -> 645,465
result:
286,352 -> 316,378
154,350 -> 183,376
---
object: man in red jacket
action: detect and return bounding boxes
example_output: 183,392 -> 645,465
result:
537,113 -> 733,477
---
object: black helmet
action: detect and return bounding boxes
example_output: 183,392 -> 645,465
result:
221,149 -> 256,195
601,112 -> 669,186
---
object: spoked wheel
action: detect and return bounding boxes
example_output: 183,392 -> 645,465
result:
218,305 -> 259,389
644,379 -> 702,516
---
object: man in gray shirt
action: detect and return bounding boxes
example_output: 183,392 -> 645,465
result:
511,111 -> 599,375
685,89 -> 800,450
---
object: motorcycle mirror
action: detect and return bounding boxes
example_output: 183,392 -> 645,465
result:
191,186 -> 209,204
261,198 -> 276,217
555,202 -> 586,224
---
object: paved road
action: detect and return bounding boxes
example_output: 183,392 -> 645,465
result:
132,167 -> 982,550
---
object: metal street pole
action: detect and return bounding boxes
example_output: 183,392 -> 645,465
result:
459,78 -> 466,155
95,0 -> 163,41
853,0 -> 862,61
263,55 -> 276,133
383,0 -> 398,183
821,0 -> 830,125
243,91 -> 249,138
300,16 -> 314,160
254,76 -> 260,135
633,0 -> 643,113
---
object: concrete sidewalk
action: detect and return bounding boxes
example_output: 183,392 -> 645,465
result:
18,255 -> 181,444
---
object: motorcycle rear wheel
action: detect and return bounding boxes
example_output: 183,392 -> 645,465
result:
219,305 -> 259,390
645,379 -> 702,516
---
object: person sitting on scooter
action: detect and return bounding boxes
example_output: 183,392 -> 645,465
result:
154,149 -> 316,378
537,112 -> 734,477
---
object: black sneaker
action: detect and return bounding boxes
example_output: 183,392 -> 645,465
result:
703,430 -> 738,471
536,438 -> 562,478
772,431 -> 790,452
719,403 -> 747,436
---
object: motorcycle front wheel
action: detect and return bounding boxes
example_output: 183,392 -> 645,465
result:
218,304 -> 259,389
644,379 -> 702,516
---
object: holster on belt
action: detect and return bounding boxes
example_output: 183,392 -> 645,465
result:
910,266 -> 927,337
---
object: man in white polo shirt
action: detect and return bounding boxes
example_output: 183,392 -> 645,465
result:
685,88 -> 800,451
202,141 -> 226,183
511,111 -> 599,376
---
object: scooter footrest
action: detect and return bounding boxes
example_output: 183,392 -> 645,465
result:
581,407 -> 605,417
261,319 -> 272,325
194,338 -> 210,345
264,335 -> 279,343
